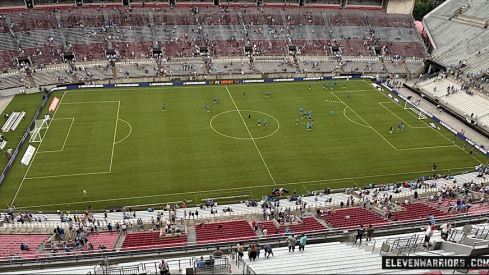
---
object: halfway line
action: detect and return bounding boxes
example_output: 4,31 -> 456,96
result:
225,86 -> 276,185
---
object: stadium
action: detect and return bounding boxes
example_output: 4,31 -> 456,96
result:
0,0 -> 487,274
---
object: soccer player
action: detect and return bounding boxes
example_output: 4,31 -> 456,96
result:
83,189 -> 87,198
432,163 -> 437,171
343,83 -> 346,88
330,110 -> 334,117
264,119 -> 267,126
258,118 -> 261,126
330,83 -> 334,90
243,91 -> 246,97
401,124 -> 405,131
397,123 -> 401,131
308,110 -> 312,116
306,122 -> 310,130
322,82 -> 326,89
299,107 -> 303,114
296,117 -> 298,125
217,97 -> 220,103
204,104 -> 208,112
162,104 -> 165,111
309,83 -> 312,89
334,80 -> 337,86
264,91 -> 267,97
389,126 -> 393,134
267,91 -> 270,98
347,93 -> 350,99
249,114 -> 251,121
213,96 -> 216,103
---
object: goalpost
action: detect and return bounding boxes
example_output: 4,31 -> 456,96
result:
29,114 -> 51,143
403,100 -> 427,120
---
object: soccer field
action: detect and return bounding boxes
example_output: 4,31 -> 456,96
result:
0,79 -> 486,211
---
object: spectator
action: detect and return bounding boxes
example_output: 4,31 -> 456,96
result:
299,234 -> 307,251
429,214 -> 435,225
423,225 -> 436,247
264,244 -> 274,258
107,223 -> 112,232
355,225 -> 365,244
263,228 -> 268,236
158,259 -> 170,275
212,247 -> 222,258
366,224 -> 374,241
20,243 -> 28,251
248,244 -> 257,261
440,222 -> 451,241
287,235 -> 297,252
197,256 -> 206,267
237,242 -> 244,259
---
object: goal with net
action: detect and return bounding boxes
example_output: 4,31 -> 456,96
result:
403,100 -> 427,120
29,114 -> 51,143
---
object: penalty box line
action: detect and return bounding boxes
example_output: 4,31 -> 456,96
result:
21,100 -> 120,180
18,166 -> 476,209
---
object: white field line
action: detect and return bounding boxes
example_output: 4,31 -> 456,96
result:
10,90 -> 67,206
19,102 -> 120,181
24,171 -> 111,180
225,86 -> 276,185
396,145 -> 458,151
342,107 -> 370,128
331,91 -> 398,151
110,102 -> 121,172
114,119 -> 132,145
37,118 -> 75,153
18,166 -> 476,209
60,101 -> 120,104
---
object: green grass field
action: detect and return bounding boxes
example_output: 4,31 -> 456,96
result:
0,79 -> 486,211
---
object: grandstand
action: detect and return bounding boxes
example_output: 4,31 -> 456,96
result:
1,0 -> 489,274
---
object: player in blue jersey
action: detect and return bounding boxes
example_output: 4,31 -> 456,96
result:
258,118 -> 261,126
264,119 -> 267,126
330,109 -> 334,116
162,104 -> 165,111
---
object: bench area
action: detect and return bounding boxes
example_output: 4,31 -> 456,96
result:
1,111 -> 25,132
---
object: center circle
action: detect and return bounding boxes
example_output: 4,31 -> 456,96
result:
210,110 -> 280,140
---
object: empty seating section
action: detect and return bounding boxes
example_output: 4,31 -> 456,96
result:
208,40 -> 243,56
321,207 -> 391,229
284,9 -> 325,25
24,46 -> 65,66
0,234 -> 49,258
367,11 -> 412,28
0,6 -> 425,79
121,231 -> 187,251
59,8 -> 104,28
9,10 -> 58,32
87,232 -> 119,251
107,9 -> 150,27
114,41 -> 153,59
390,202 -> 453,222
197,7 -> 240,25
258,217 -> 326,236
194,220 -> 257,244
295,40 -> 331,55
241,9 -> 284,25
249,40 -> 287,56
153,8 -> 197,25
74,43 -> 105,61
327,10 -> 367,27
378,41 -> 425,58
337,39 -> 372,56
163,40 -> 200,58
